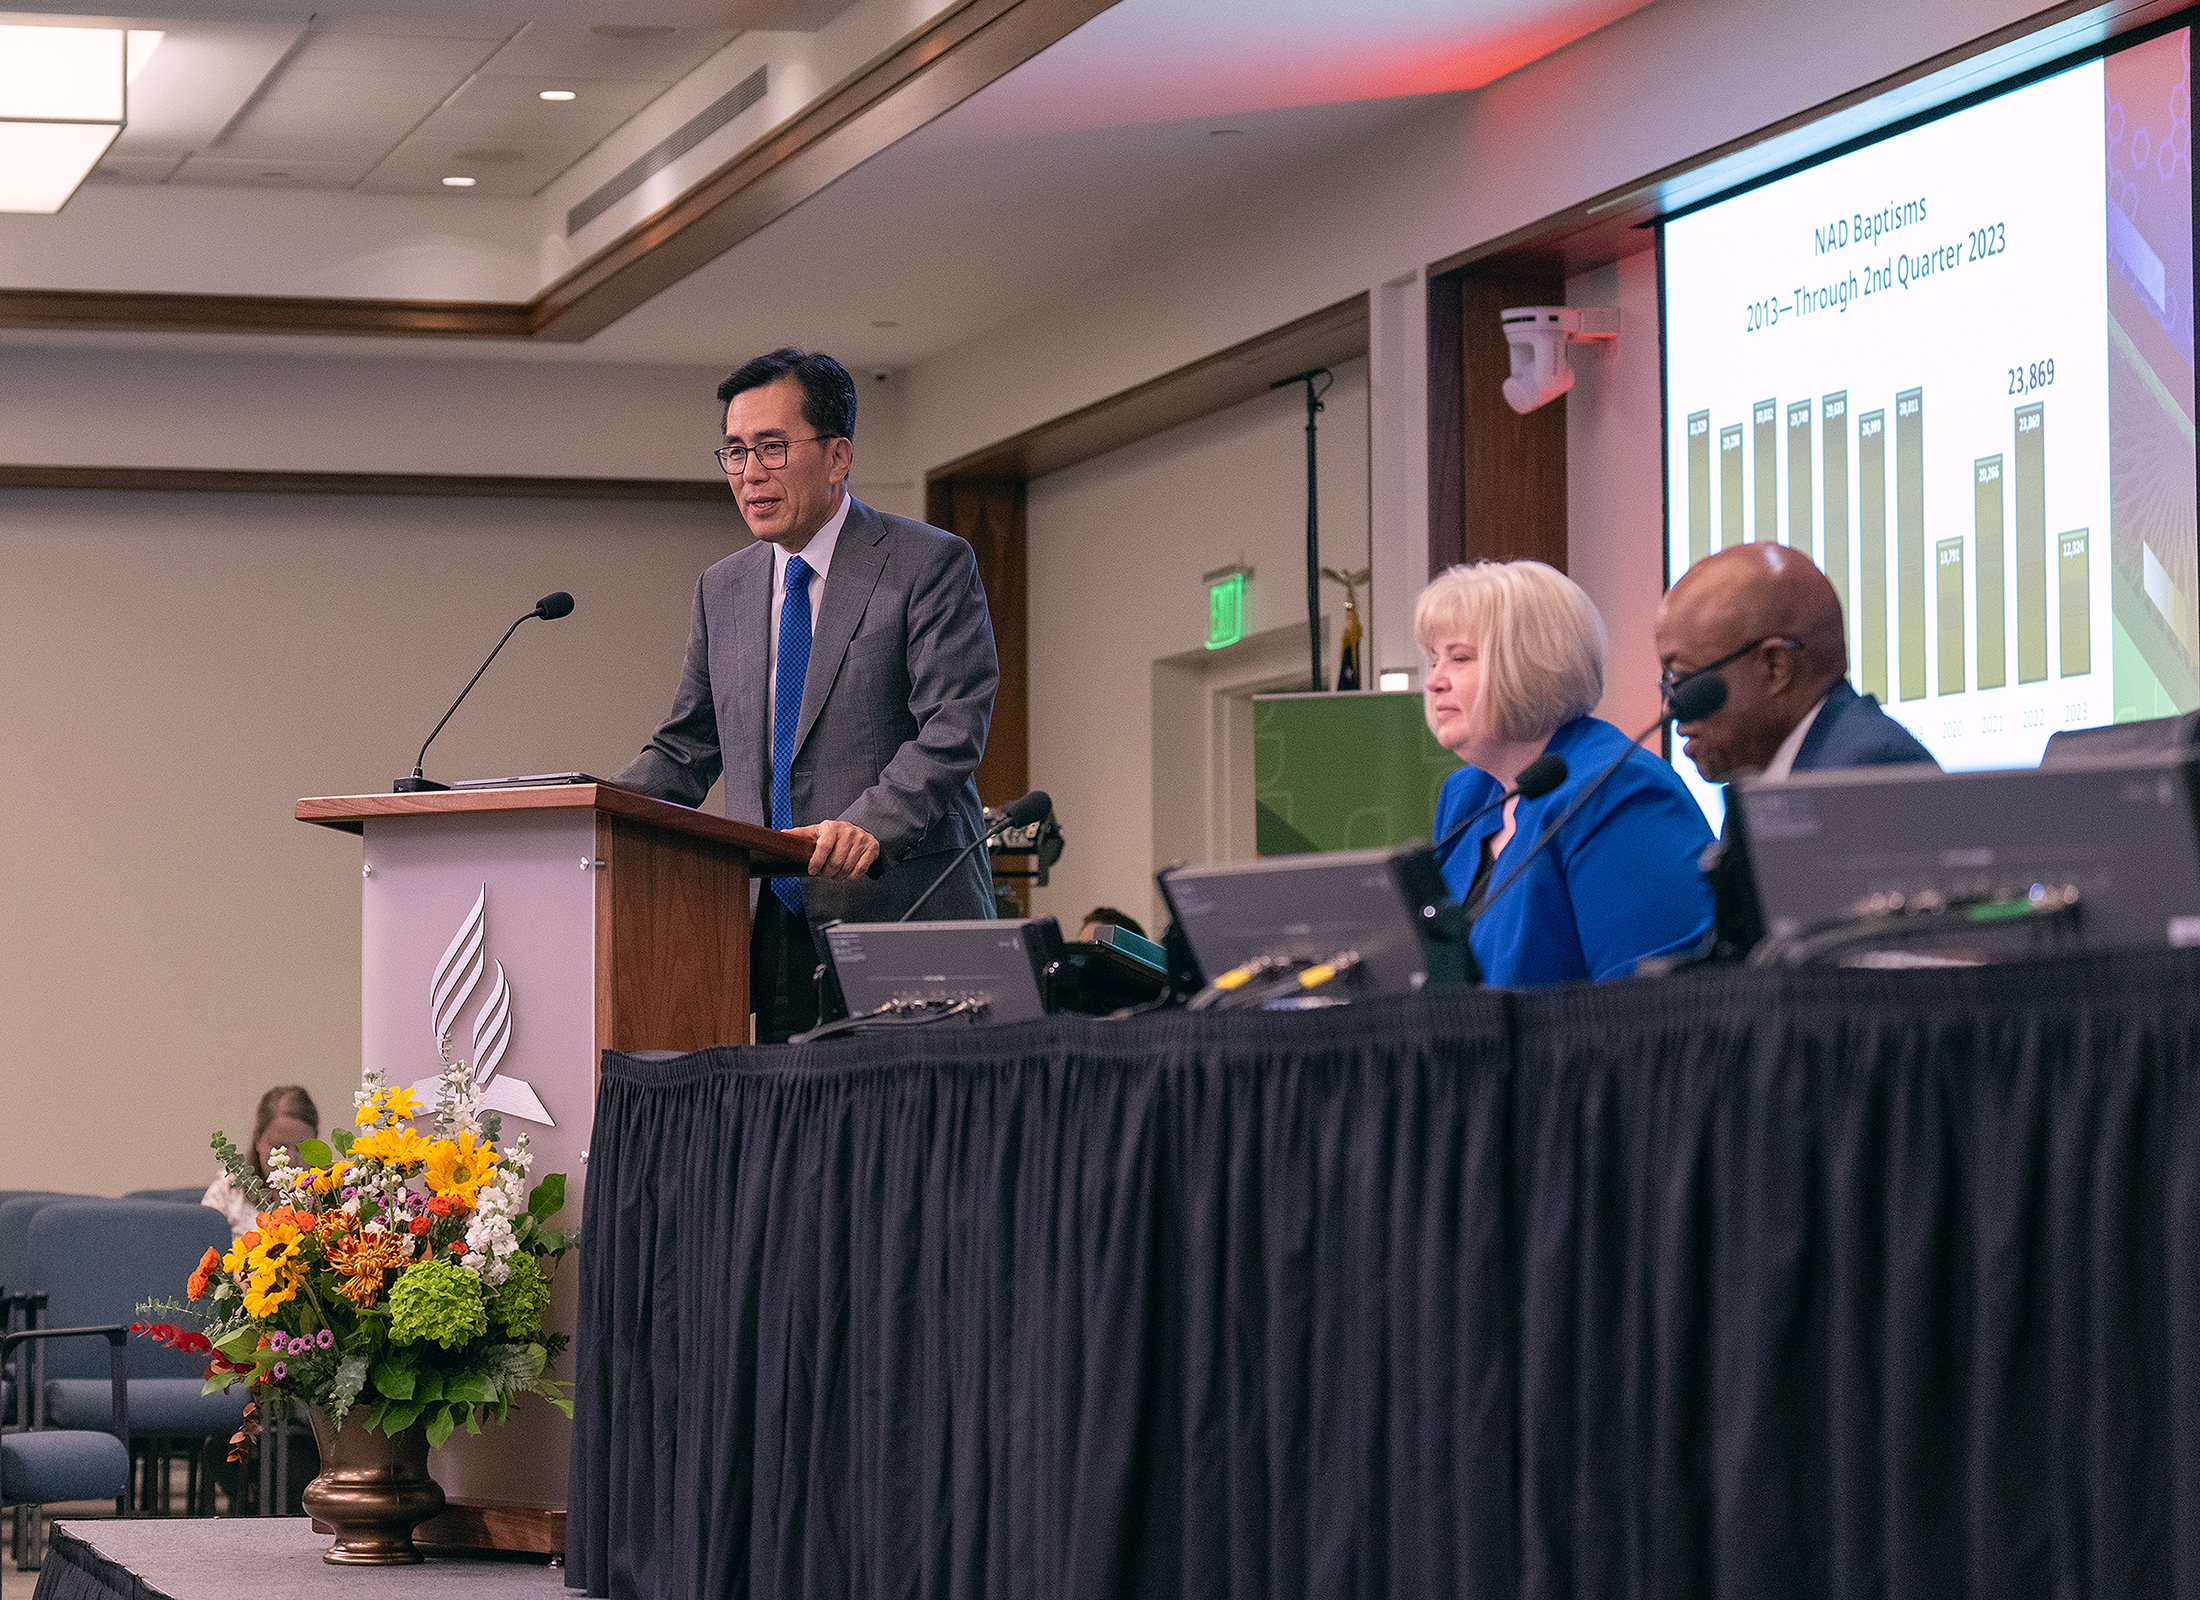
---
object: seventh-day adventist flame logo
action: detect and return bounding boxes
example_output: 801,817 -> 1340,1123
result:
408,885 -> 552,1126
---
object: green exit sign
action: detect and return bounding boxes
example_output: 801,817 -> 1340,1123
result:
1203,564 -> 1250,650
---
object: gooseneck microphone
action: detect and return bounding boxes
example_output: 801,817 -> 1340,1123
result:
896,790 -> 1052,922
1430,751 -> 1569,867
1469,672 -> 1728,919
393,591 -> 575,793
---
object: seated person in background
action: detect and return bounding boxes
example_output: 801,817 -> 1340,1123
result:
202,1085 -> 319,1236
1655,544 -> 1936,782
1077,906 -> 1146,943
1423,561 -> 1714,986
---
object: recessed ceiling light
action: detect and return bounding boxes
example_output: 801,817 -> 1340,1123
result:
539,89 -> 576,101
442,176 -> 476,187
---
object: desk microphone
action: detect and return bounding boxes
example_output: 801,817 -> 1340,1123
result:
1470,673 -> 1728,919
1430,752 -> 1569,867
394,591 -> 575,793
895,790 -> 1052,921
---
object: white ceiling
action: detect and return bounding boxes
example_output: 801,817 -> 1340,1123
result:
1,0 -> 1662,369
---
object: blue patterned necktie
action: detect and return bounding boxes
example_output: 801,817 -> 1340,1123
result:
769,554 -> 813,914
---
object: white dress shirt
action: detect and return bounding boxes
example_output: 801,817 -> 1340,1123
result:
1759,692 -> 1830,782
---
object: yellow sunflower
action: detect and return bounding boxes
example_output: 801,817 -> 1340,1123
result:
349,1125 -> 431,1166
373,1085 -> 421,1123
423,1131 -> 496,1206
240,1216 -> 310,1317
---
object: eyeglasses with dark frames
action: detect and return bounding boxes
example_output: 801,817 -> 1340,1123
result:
713,435 -> 835,472
1658,635 -> 1805,705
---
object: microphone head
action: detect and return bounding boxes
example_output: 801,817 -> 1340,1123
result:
1666,672 -> 1728,723
1516,753 -> 1568,800
1002,789 -> 1053,828
534,591 -> 575,621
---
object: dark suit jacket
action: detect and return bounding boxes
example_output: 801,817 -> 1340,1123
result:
613,496 -> 999,923
1791,680 -> 1938,772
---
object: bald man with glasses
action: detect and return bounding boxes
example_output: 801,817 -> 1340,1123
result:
1656,544 -> 1935,784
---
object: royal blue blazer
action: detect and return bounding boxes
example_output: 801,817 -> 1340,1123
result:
1431,716 -> 1716,987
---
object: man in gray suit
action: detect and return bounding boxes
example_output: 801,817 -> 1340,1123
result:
615,348 -> 997,1040
1656,543 -> 1936,783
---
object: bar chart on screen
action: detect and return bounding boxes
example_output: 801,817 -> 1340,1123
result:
1661,52 -> 2163,787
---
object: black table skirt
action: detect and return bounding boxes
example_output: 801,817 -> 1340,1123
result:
566,951 -> 2200,1600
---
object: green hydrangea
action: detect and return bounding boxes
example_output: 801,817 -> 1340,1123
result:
492,1254 -> 550,1339
388,1261 -> 487,1349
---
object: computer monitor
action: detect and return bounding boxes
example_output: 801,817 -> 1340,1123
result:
1736,751 -> 2200,963
1156,844 -> 1473,1003
819,919 -> 1063,1025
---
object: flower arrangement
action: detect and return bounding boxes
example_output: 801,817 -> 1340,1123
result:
137,1060 -> 576,1452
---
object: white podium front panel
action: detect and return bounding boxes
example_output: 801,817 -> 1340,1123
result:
360,808 -> 596,1508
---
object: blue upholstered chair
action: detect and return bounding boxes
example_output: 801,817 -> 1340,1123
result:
1,1298 -> 128,1570
122,1189 -> 215,1208
0,1196 -> 89,1428
25,1202 -> 249,1515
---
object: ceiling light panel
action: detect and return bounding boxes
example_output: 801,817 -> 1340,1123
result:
0,24 -> 123,122
0,120 -> 120,212
0,24 -> 124,213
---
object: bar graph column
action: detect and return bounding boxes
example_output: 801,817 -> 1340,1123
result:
1895,387 -> 1926,701
1687,410 -> 1711,566
1753,398 -> 1778,542
1859,408 -> 1888,702
1822,391 -> 1849,631
1973,455 -> 2006,689
2060,528 -> 2091,676
1786,400 -> 1813,559
2015,402 -> 2047,683
1936,537 -> 1965,694
1720,424 -> 1744,549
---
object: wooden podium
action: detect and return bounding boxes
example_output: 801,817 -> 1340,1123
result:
295,783 -> 811,1549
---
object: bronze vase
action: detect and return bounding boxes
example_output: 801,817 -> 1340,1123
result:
301,1405 -> 447,1565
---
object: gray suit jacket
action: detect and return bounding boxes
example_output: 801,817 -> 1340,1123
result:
613,496 -> 998,924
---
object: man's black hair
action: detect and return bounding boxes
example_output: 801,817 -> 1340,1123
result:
716,348 -> 858,441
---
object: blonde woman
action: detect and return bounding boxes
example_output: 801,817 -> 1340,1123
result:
1420,560 -> 1713,985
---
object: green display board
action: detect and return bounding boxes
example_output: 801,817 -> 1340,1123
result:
1252,690 -> 1462,855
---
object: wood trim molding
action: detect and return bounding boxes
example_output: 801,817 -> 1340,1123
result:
0,290 -> 530,340
0,464 -> 726,501
0,0 -> 1116,344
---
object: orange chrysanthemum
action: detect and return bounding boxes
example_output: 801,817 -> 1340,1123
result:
325,1230 -> 412,1309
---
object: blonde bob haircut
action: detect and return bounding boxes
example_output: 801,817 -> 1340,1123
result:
1414,560 -> 1606,743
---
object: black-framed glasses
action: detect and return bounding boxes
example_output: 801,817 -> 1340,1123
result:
1658,635 -> 1804,702
713,435 -> 834,472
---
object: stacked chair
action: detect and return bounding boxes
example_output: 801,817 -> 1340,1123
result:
3,1196 -> 259,1567
1,1291 -> 130,1568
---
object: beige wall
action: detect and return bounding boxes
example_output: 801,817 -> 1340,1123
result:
1025,359 -> 1369,931
0,488 -> 747,1192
